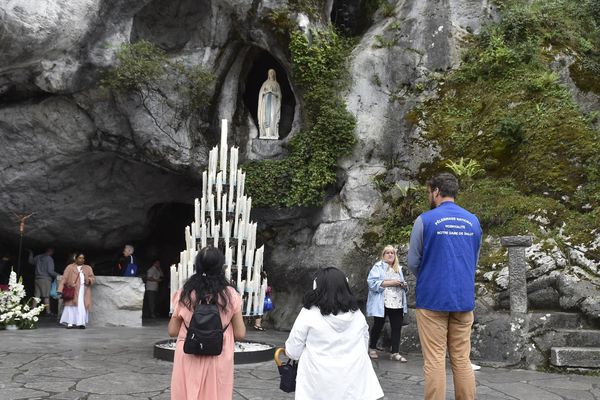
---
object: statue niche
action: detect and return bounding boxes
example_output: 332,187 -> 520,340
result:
257,69 -> 281,139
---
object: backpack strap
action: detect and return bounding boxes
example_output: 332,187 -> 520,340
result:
182,320 -> 231,333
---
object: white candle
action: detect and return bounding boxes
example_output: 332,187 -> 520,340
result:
190,222 -> 196,250
209,194 -> 215,235
194,198 -> 200,235
240,172 -> 246,200
236,170 -> 242,202
225,247 -> 232,281
253,293 -> 259,316
258,277 -> 267,315
201,223 -> 207,248
233,196 -> 241,238
170,264 -> 177,313
228,176 -> 234,213
178,262 -> 184,290
213,224 -> 220,247
236,241 -> 243,287
223,221 -> 230,249
210,146 -> 218,182
232,148 -> 238,184
222,194 -> 227,226
200,196 -> 206,227
216,172 -> 222,210
220,119 -> 228,176
202,171 -> 207,200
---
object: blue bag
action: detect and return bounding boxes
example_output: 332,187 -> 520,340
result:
263,295 -> 273,312
123,263 -> 138,277
49,279 -> 58,299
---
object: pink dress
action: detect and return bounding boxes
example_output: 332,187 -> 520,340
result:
170,287 -> 242,400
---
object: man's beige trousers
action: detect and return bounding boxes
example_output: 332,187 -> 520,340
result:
416,309 -> 476,400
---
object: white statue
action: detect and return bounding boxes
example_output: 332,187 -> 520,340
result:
257,69 -> 281,139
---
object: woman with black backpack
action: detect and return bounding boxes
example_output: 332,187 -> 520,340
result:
168,246 -> 246,400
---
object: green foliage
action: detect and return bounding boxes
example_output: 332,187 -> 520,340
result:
591,0 -> 600,25
101,40 -> 215,131
373,34 -> 398,49
380,1 -> 396,18
379,185 -> 429,245
266,7 -> 296,36
420,0 -> 600,202
244,27 -> 357,207
101,40 -> 168,92
494,116 -> 524,148
369,0 -> 600,262
445,158 -> 485,180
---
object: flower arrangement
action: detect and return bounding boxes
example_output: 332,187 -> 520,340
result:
0,270 -> 45,329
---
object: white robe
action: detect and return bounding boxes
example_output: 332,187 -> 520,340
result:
59,267 -> 88,326
285,307 -> 384,400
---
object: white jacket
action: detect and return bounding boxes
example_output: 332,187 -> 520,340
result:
285,307 -> 384,400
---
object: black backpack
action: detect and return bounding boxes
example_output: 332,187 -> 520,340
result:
183,300 -> 229,356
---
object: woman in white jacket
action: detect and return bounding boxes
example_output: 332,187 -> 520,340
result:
285,267 -> 384,400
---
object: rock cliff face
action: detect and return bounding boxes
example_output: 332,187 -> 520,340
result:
2,1 -> 596,359
0,0 -> 493,301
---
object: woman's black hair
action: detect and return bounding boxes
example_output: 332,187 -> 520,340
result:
179,246 -> 232,311
302,267 -> 359,316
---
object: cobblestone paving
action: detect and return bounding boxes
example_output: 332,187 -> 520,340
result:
1,318 -> 599,399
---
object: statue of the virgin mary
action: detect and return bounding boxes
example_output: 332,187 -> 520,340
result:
257,69 -> 281,139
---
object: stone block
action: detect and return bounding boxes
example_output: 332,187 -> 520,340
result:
551,347 -> 600,368
501,236 -> 533,247
89,276 -> 144,327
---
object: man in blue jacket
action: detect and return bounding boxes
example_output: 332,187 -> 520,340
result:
408,172 -> 482,400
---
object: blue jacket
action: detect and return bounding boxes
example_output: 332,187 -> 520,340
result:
408,201 -> 481,312
366,260 -> 409,317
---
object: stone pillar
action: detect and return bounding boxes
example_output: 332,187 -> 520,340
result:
501,236 -> 532,366
501,236 -> 532,316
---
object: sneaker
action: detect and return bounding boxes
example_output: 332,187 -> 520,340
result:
369,349 -> 378,359
390,353 -> 407,362
471,363 -> 481,371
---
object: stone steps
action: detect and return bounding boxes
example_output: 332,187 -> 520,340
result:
551,346 -> 600,368
553,329 -> 600,348
530,311 -> 596,330
530,312 -> 600,369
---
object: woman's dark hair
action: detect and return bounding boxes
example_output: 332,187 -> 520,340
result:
303,267 -> 359,316
179,246 -> 232,311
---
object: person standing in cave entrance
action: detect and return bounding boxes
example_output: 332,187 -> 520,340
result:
28,247 -> 57,315
114,244 -> 136,276
0,252 -> 12,290
145,259 -> 164,318
257,68 -> 281,139
58,252 -> 96,329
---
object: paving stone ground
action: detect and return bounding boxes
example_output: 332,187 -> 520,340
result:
1,317 -> 599,399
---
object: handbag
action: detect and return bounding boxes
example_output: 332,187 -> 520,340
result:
123,262 -> 138,277
62,285 -> 75,301
274,347 -> 298,393
62,272 -> 79,301
49,279 -> 58,300
263,294 -> 273,312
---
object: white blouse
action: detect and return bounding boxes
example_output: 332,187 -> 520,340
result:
285,307 -> 384,400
